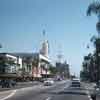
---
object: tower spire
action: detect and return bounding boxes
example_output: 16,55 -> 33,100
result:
40,30 -> 49,57
42,29 -> 46,41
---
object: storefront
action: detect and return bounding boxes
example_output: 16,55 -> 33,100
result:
32,53 -> 51,78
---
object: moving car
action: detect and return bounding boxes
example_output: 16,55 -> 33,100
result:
72,78 -> 80,82
40,78 -> 47,83
44,79 -> 54,86
71,78 -> 81,87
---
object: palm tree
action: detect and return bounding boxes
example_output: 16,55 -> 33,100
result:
87,1 -> 100,83
87,1 -> 100,35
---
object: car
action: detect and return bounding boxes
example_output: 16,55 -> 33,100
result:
1,79 -> 17,88
71,81 -> 81,87
10,80 -> 17,87
71,78 -> 81,87
40,78 -> 47,82
72,78 -> 80,82
44,79 -> 54,86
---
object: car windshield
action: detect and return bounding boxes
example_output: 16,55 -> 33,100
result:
0,0 -> 100,100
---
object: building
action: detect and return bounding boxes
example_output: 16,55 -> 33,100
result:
11,52 -> 51,79
56,61 -> 70,79
0,52 -> 51,80
0,31 -> 51,80
0,53 -> 22,78
40,40 -> 49,57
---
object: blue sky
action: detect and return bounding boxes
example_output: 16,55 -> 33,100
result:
0,0 -> 98,75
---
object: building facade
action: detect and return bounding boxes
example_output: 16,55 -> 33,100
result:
0,53 -> 22,78
11,53 -> 51,79
56,61 -> 70,79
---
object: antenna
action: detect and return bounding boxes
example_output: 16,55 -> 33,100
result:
40,29 -> 49,57
42,29 -> 46,41
57,44 -> 63,63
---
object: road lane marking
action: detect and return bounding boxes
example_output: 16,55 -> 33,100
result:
46,97 -> 51,100
1,90 -> 16,100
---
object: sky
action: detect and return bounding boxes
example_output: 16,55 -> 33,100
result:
0,0 -> 98,76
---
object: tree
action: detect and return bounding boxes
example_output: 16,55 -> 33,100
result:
80,53 -> 96,82
87,1 -> 100,35
81,55 -> 90,81
87,1 -> 100,16
87,1 -> 100,84
80,71 -> 89,81
49,65 -> 57,75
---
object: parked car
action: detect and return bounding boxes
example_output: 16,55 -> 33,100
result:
10,80 -> 17,87
1,79 -> 17,88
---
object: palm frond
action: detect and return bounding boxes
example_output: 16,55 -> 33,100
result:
87,1 -> 100,16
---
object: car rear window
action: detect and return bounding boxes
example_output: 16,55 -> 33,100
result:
72,82 -> 80,84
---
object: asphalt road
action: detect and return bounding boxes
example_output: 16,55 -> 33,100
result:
1,80 -> 95,100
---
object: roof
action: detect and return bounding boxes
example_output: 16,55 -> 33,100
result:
0,52 -> 51,63
10,53 -> 36,58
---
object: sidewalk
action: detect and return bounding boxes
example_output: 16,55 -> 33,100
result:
0,80 -> 70,100
0,81 -> 41,92
82,82 -> 100,99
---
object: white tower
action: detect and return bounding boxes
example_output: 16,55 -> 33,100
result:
40,30 -> 49,57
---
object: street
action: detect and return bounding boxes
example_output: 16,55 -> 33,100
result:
1,0 -> 100,100
0,81 -> 41,92
0,80 -> 97,100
